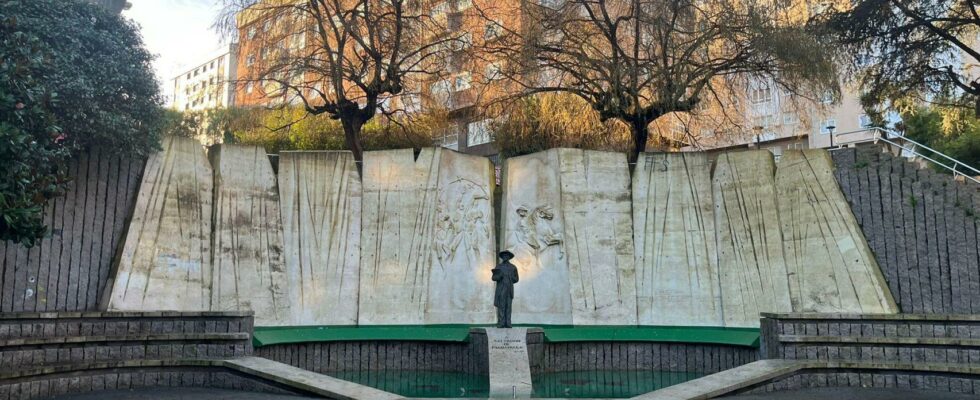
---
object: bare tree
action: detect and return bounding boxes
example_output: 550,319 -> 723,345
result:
480,0 -> 838,164
219,0 -> 462,164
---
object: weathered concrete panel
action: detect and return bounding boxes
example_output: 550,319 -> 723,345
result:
425,150 -> 496,324
108,136 -> 214,311
278,151 -> 361,326
211,144 -> 290,326
501,149 -> 635,325
500,150 -> 573,325
776,150 -> 897,314
714,151 -> 792,327
633,153 -> 722,326
359,148 -> 495,325
558,149 -> 636,325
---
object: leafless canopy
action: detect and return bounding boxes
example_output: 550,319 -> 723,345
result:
482,0 -> 837,162
218,0 -> 462,162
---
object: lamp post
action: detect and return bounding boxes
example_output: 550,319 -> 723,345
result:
826,124 -> 837,148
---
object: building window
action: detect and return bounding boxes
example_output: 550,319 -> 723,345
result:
484,22 -> 502,40
820,91 -> 834,104
457,0 -> 473,9
248,27 -> 257,39
749,84 -> 772,104
859,114 -> 873,128
247,55 -> 256,66
246,83 -> 254,94
467,119 -> 493,146
485,63 -> 503,81
782,112 -> 799,125
434,129 -> 459,150
264,20 -> 272,32
453,72 -> 471,91
820,118 -> 836,134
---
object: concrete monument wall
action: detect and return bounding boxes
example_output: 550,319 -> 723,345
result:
359,148 -> 496,325
633,153 -> 722,326
714,151 -> 794,327
776,150 -> 896,314
278,151 -> 361,326
501,149 -> 636,325
108,136 -> 214,312
210,144 -> 291,325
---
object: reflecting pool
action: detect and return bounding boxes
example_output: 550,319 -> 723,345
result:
325,370 -> 490,398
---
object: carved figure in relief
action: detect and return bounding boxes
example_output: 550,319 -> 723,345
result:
434,178 -> 490,268
514,205 -> 563,259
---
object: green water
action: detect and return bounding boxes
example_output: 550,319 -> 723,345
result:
532,370 -> 705,398
325,369 -> 702,398
325,370 -> 489,398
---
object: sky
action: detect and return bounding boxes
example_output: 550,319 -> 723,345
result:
123,0 -> 226,101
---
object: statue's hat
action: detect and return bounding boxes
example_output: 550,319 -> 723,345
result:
498,250 -> 515,260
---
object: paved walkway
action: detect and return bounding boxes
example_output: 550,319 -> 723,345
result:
721,387 -> 980,400
42,387 -> 317,400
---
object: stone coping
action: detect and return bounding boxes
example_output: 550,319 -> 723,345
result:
760,313 -> 980,321
0,359 -> 220,380
223,356 -> 404,400
0,311 -> 254,320
632,360 -> 980,400
253,325 -> 760,348
779,335 -> 980,347
0,332 -> 250,347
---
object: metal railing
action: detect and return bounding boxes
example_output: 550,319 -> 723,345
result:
827,127 -> 980,184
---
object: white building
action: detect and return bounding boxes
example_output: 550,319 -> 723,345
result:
171,44 -> 239,111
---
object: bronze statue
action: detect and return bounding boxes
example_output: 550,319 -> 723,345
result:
492,250 -> 519,328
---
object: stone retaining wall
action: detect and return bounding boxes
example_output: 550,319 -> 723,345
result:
0,312 -> 296,400
0,152 -> 145,313
736,366 -> 980,396
255,332 -> 489,376
831,147 -> 980,314
528,330 -> 759,375
760,313 -> 980,364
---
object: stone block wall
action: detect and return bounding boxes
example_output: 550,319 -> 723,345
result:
760,313 -> 980,364
0,152 -> 145,313
831,147 -> 980,313
529,340 -> 758,375
254,336 -> 490,376
0,311 -> 303,400
737,368 -> 980,396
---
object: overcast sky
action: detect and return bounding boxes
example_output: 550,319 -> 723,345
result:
123,0 -> 226,99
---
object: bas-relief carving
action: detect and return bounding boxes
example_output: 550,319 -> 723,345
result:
108,136 -> 214,312
714,151 -> 793,327
501,149 -> 637,325
776,150 -> 898,314
633,153 -> 722,326
359,148 -> 496,325
278,151 -> 361,326
501,150 -> 573,325
426,150 -> 496,324
210,144 -> 290,326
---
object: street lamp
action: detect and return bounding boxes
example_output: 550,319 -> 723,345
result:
826,124 -> 837,148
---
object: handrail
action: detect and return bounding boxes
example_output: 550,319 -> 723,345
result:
828,127 -> 980,184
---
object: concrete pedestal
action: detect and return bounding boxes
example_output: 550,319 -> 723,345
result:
485,328 -> 533,398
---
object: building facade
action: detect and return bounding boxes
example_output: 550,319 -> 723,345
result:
171,45 -> 240,111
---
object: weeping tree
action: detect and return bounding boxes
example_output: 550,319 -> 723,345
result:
481,0 -> 838,164
219,0 -> 464,164
816,0 -> 980,119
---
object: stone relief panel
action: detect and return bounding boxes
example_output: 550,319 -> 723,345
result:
360,148 -> 496,325
714,151 -> 793,327
501,150 -> 573,325
776,150 -> 897,314
210,144 -> 290,326
425,150 -> 496,324
279,151 -> 361,326
557,149 -> 637,325
633,153 -> 723,326
108,136 -> 214,312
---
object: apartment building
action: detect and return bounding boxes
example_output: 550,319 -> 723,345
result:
171,44 -> 240,111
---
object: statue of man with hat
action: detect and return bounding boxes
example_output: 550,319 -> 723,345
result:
492,250 -> 519,328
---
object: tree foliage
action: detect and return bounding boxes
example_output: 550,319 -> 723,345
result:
817,0 -> 980,118
482,0 -> 838,164
899,106 -> 980,171
0,0 -> 163,245
219,0 -> 462,164
490,93 -> 632,158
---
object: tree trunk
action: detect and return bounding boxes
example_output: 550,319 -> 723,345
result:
628,119 -> 650,171
341,118 -> 365,174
